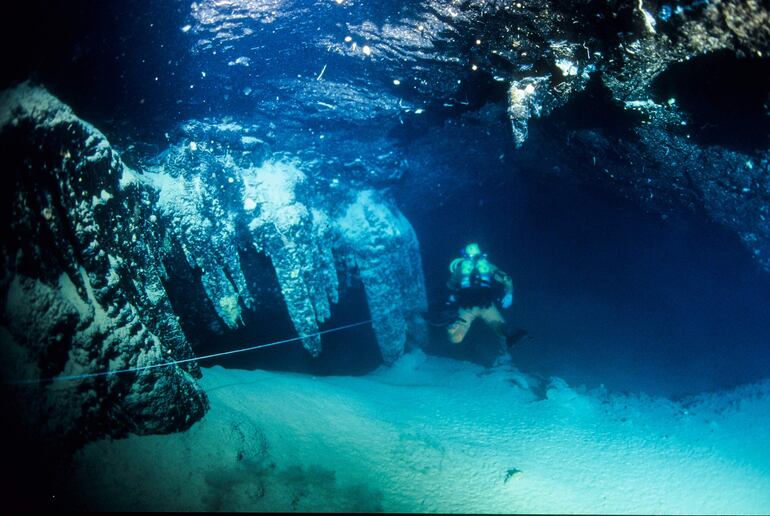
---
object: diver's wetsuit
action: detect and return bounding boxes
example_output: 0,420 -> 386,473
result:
446,258 -> 513,344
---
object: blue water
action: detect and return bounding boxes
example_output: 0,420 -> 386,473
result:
9,0 -> 768,396
4,2 -> 770,511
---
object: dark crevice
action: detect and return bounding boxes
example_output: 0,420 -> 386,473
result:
545,73 -> 644,138
165,241 -> 383,376
651,50 -> 770,153
551,0 -> 638,48
389,70 -> 509,143
38,319 -> 76,379
161,240 -> 225,340
680,166 -> 710,218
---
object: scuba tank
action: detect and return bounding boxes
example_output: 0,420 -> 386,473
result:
475,258 -> 493,287
449,254 -> 493,289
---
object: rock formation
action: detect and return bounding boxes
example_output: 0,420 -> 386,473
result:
0,84 -> 208,449
0,83 -> 428,455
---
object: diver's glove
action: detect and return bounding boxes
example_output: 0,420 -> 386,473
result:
501,292 -> 513,309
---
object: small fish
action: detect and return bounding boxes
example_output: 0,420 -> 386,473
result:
504,468 -> 522,483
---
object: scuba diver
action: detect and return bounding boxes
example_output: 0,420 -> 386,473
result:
444,243 -> 528,348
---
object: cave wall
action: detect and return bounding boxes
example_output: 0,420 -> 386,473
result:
0,84 -> 208,448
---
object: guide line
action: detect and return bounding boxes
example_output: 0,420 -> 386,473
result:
7,319 -> 373,385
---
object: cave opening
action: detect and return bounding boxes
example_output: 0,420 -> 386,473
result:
400,144 -> 770,398
547,72 -> 645,137
651,50 -> 770,153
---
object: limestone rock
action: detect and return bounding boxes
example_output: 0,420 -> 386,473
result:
0,83 -> 208,453
337,190 -> 428,364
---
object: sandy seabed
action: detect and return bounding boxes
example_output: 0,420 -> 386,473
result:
70,350 -> 770,513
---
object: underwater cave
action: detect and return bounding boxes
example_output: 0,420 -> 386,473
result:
2,0 -> 770,513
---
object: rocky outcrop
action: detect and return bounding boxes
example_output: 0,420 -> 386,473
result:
501,0 -> 770,270
516,119 -> 770,270
0,83 -> 429,455
178,0 -> 770,274
342,0 -> 770,272
0,83 -> 209,453
498,0 -> 770,270
141,123 -> 427,360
